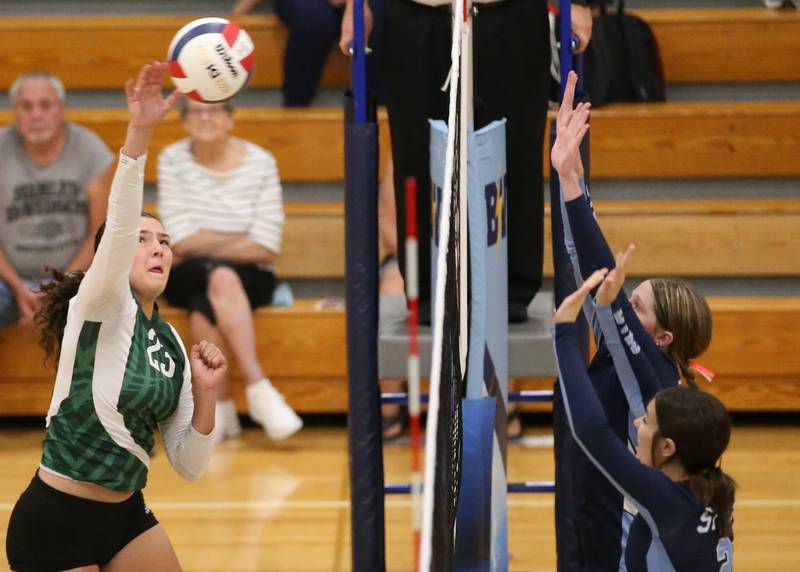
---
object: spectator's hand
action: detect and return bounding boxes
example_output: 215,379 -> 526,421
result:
595,245 -> 636,306
126,62 -> 182,132
571,4 -> 593,54
15,286 -> 43,327
554,269 -> 608,324
340,0 -> 373,56
230,0 -> 262,15
190,340 -> 228,394
551,71 -> 591,177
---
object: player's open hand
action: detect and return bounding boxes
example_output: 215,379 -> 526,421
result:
554,268 -> 608,324
125,62 -> 183,132
551,71 -> 590,178
595,245 -> 636,306
190,340 -> 228,393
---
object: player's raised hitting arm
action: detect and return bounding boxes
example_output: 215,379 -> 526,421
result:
73,63 -> 182,319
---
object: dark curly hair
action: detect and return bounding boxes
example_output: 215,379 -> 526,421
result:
36,212 -> 160,365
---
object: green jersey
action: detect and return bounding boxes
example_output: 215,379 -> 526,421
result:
40,152 -> 212,492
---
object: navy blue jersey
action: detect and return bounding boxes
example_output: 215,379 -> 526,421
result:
556,323 -> 733,572
563,185 -> 679,412
554,179 -> 680,570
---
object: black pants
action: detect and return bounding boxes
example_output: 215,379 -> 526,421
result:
275,0 -> 384,106
163,258 -> 276,326
382,0 -> 550,310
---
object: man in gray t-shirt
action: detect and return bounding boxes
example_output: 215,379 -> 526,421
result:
0,71 -> 114,328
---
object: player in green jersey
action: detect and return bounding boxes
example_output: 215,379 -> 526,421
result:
6,62 -> 228,572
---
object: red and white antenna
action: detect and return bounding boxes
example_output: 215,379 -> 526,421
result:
405,176 -> 423,572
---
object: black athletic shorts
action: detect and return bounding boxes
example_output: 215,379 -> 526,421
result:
6,472 -> 159,571
163,257 -> 276,325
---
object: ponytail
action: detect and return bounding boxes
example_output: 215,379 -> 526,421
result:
654,386 -> 735,539
650,278 -> 712,387
36,269 -> 86,366
676,356 -> 698,388
686,466 -> 736,539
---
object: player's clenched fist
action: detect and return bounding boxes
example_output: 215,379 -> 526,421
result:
190,340 -> 228,392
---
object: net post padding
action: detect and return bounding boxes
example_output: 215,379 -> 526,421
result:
454,398 -> 496,570
460,117 -> 510,571
344,94 -> 385,572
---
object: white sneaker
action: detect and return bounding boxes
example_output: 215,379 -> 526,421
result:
213,399 -> 242,444
247,380 -> 303,441
764,0 -> 784,8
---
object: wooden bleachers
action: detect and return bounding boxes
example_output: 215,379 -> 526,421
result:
0,198 -> 797,415
0,9 -> 797,91
0,7 -> 797,417
0,300 -> 349,415
275,199 -> 800,280
2,102 -> 799,182
633,8 -> 800,84
1,296 -> 798,415
1,196 -> 796,415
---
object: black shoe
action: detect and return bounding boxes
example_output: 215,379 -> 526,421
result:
508,301 -> 529,324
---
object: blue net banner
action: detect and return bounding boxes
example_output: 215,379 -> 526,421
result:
431,118 -> 509,571
429,119 -> 447,303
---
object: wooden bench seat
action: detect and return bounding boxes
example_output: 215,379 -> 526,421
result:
0,9 -> 797,90
1,297 -> 798,414
272,199 -> 800,279
635,8 -> 800,84
2,101 -> 799,182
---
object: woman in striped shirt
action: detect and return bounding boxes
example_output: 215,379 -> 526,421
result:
157,99 -> 302,443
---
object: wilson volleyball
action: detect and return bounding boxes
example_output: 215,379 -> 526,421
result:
167,17 -> 255,102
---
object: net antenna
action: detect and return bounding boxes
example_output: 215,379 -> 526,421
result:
419,0 -> 472,569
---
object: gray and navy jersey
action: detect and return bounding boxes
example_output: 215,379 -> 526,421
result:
556,179 -> 680,569
40,151 -> 213,492
555,323 -> 733,571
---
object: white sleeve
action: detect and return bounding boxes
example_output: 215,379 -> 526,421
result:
248,153 -> 284,254
72,151 -> 146,320
157,145 -> 197,245
158,329 -> 214,481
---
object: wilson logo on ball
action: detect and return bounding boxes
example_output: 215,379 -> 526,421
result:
168,17 -> 255,103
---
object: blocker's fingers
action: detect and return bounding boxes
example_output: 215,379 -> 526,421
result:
618,244 -> 636,272
561,71 -> 578,113
582,268 -> 609,293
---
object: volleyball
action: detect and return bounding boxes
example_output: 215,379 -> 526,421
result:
167,17 -> 255,103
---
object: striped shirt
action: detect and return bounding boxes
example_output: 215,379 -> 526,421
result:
157,138 -> 284,259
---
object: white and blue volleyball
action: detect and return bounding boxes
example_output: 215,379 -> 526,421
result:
168,17 -> 255,103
